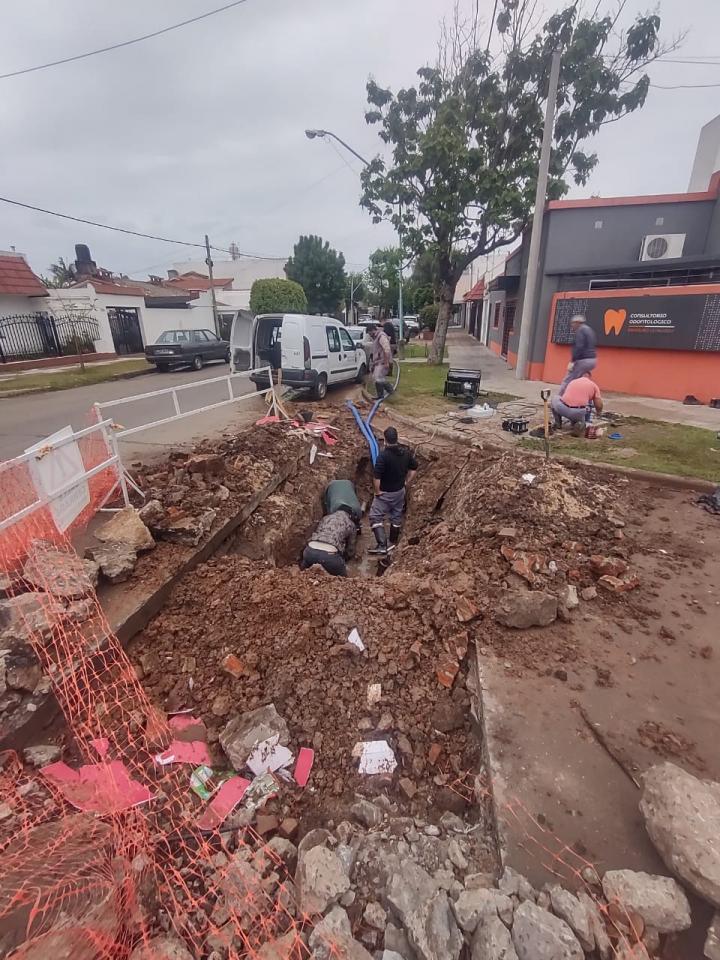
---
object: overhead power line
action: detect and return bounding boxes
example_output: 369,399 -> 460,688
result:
0,0 -> 251,81
0,195 -> 287,261
650,80 -> 720,89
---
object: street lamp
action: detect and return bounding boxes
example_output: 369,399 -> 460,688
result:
305,127 -> 404,339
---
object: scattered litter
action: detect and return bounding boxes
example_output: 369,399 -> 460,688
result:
247,735 -> 294,777
190,765 -> 233,801
348,628 -> 365,652
310,444 -> 318,465
609,432 -> 624,440
196,775 -> 252,831
354,740 -> 397,775
41,760 -> 154,815
294,747 -> 315,787
255,415 -> 280,426
658,549 -> 669,555
521,473 -> 536,485
462,403 -> 495,419
317,451 -> 334,458
697,487 -> 720,516
367,682 -> 381,706
548,560 -> 558,574
243,771 -> 280,813
155,740 -> 211,766
90,738 -> 110,758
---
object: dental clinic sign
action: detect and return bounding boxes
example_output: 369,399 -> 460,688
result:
551,289 -> 720,352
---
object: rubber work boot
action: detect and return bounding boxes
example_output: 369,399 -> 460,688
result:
389,524 -> 402,546
368,524 -> 388,555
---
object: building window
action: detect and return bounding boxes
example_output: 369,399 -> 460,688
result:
594,220 -> 603,230
493,303 -> 502,328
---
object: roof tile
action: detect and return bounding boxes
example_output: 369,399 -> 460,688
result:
0,255 -> 48,297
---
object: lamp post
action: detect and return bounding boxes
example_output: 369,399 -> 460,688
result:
305,128 -> 404,342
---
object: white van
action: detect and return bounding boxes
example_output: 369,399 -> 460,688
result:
230,313 -> 367,401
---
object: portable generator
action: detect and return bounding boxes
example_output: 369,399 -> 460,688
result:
443,368 -> 482,402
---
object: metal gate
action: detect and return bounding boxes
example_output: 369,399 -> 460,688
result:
501,300 -> 516,357
107,307 -> 143,354
0,313 -> 100,362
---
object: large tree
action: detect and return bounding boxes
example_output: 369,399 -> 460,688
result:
285,235 -> 346,315
360,0 -> 669,363
366,247 -> 402,317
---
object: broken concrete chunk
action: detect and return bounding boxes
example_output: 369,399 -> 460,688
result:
430,697 -> 466,733
138,498 -> 165,526
561,584 -> 579,609
186,453 -> 225,475
364,901 -> 387,931
128,934 -> 193,960
96,507 -> 155,553
498,867 -> 536,903
23,743 -> 61,767
511,901 -> 584,960
256,930 -> 298,960
154,508 -> 217,547
640,762 -> 720,908
495,592 -> 558,630
580,586 -> 597,601
266,836 -> 298,873
219,703 -> 289,771
22,541 -> 98,599
86,541 -> 138,584
601,869 -> 691,933
577,891 -> 612,960
309,905 -> 374,960
297,844 -> 351,915
471,914 -> 519,960
705,912 -> 720,960
453,888 -> 514,933
547,885 -> 595,951
385,862 -> 462,960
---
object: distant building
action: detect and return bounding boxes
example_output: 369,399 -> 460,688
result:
689,114 -> 720,192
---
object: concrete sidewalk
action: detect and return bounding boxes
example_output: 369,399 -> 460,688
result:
446,330 -> 720,431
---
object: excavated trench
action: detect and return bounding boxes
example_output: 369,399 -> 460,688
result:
128,441 -> 500,868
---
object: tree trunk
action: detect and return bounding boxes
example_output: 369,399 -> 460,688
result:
428,278 -> 455,364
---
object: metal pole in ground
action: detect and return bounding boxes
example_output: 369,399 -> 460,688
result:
205,234 -> 220,338
514,49 -> 562,380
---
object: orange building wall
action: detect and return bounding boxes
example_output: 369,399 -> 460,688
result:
532,286 -> 720,404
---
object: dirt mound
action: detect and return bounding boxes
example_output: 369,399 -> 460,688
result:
130,557 -> 483,825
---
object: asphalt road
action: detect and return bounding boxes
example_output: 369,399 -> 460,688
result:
0,362 -> 266,463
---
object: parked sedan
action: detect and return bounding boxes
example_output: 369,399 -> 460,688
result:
145,329 -> 230,372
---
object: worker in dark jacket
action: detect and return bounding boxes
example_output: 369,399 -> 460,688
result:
369,427 -> 418,555
559,313 -> 597,394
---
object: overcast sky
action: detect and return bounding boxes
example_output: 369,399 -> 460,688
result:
1,0 -> 718,280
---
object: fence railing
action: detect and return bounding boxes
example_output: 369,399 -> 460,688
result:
93,366 -> 275,438
0,312 -> 100,363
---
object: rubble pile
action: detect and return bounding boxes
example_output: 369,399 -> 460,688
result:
130,558 -> 484,822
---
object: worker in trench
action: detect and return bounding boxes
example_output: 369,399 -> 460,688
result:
369,427 -> 418,556
300,479 -> 362,577
369,324 -> 394,399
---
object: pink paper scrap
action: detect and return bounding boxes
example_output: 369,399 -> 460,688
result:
155,740 -> 211,767
196,775 -> 252,831
41,760 -> 154,815
294,747 -> 314,787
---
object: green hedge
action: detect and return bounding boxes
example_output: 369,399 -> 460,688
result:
249,278 -> 308,315
419,303 -> 439,331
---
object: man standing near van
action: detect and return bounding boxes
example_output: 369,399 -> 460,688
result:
369,325 -> 394,399
369,427 -> 418,555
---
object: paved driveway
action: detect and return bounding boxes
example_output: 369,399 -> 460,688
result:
0,364 -> 267,463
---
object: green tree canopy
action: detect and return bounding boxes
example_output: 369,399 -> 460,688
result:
360,0 -> 666,362
366,247 -> 401,317
249,278 -> 308,315
285,235 -> 347,314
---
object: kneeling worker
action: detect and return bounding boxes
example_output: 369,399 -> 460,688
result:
551,372 -> 603,436
301,479 -> 361,577
369,427 -> 418,555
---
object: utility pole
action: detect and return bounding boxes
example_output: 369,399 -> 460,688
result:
515,49 -> 562,381
205,234 -> 220,338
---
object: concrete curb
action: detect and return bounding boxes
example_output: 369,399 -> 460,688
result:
388,409 -> 716,494
0,457 -> 300,753
0,367 -> 153,400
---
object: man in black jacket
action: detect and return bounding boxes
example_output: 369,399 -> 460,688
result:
368,427 -> 418,555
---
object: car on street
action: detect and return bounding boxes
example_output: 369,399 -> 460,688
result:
347,325 -> 374,364
145,329 -> 230,372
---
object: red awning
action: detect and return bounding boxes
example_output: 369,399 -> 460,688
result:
463,280 -> 485,302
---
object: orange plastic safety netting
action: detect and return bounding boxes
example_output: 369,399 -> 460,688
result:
0,460 -> 651,959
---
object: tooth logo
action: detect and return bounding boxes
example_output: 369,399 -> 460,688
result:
604,308 -> 627,336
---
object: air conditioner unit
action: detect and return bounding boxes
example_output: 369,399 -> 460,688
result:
639,233 -> 686,261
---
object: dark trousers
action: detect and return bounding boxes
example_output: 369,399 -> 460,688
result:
301,546 -> 347,577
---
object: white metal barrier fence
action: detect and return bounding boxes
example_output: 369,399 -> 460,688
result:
92,366 -> 275,438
